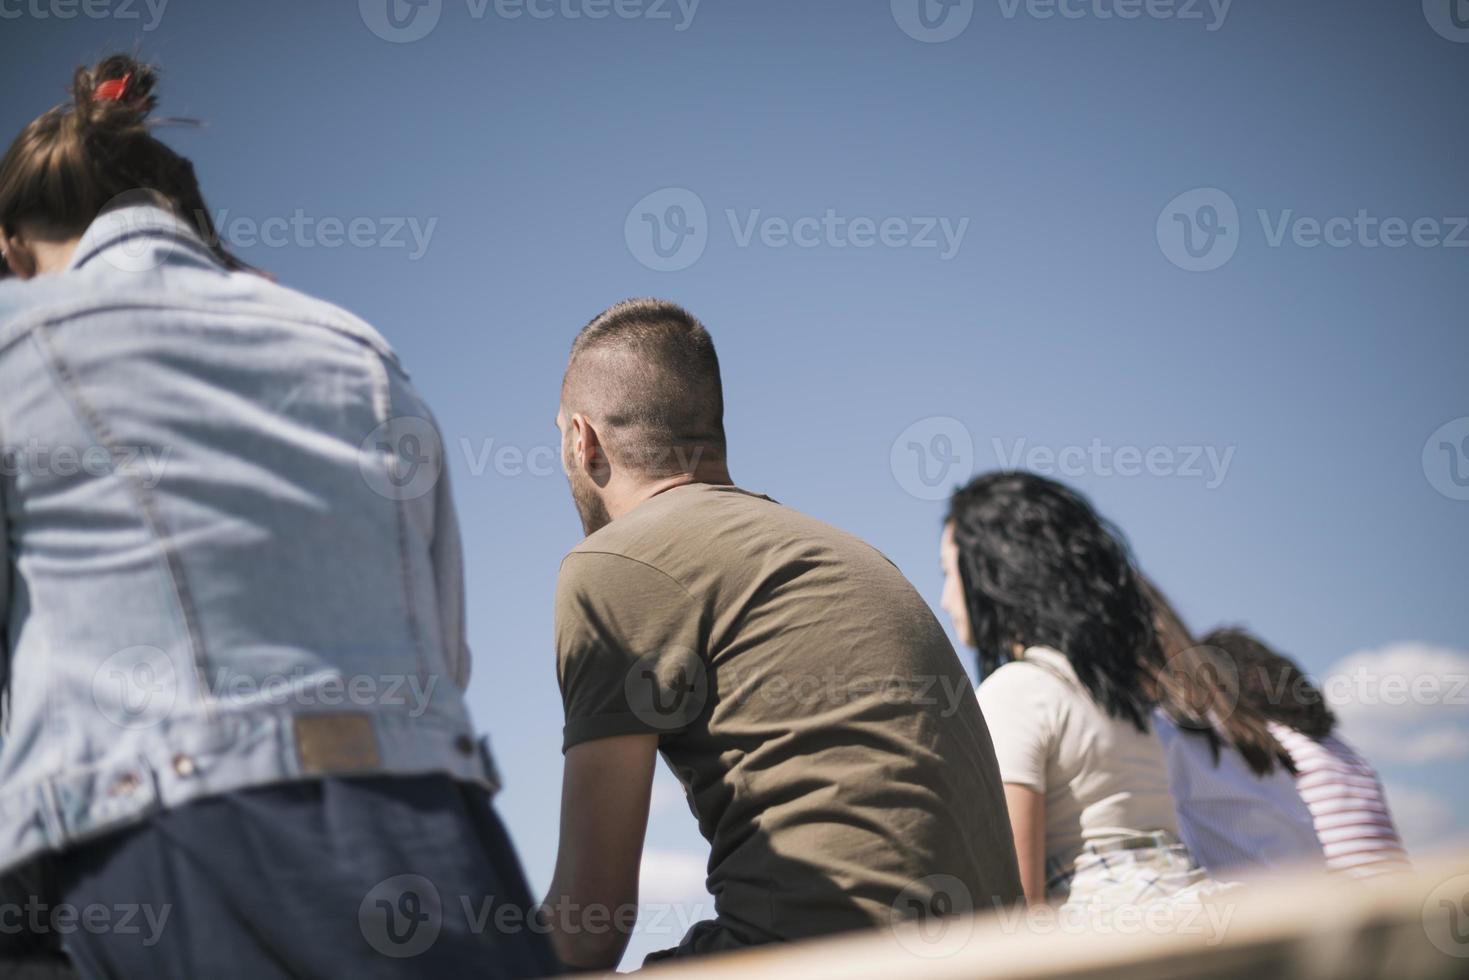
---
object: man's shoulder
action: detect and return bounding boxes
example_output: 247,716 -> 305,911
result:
560,485 -> 908,597
570,484 -> 770,553
557,485 -> 780,592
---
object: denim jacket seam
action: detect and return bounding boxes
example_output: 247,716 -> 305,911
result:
1,297 -> 403,371
29,325 -> 215,712
362,349 -> 429,688
0,395 -> 9,732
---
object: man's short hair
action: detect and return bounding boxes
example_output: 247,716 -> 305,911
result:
563,299 -> 726,476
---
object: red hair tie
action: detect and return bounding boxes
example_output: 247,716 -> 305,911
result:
93,74 -> 133,103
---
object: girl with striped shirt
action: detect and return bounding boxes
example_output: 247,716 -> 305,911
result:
1204,629 -> 1411,878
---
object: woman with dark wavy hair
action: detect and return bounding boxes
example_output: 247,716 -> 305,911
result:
939,472 -> 1228,909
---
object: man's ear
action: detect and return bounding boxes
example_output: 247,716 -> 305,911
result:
570,413 -> 612,486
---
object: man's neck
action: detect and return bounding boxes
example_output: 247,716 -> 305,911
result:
607,467 -> 734,521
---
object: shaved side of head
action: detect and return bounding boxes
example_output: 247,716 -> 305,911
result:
563,299 -> 726,477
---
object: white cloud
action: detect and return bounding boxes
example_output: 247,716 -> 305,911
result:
1382,784 -> 1456,853
630,848 -> 714,964
639,848 -> 711,907
1321,642 -> 1469,764
650,774 -> 692,815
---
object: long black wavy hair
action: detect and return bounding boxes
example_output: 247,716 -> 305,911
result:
946,471 -> 1160,731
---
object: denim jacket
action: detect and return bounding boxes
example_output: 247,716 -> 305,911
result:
0,205 -> 495,875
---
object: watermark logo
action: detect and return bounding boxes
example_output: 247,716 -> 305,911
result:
92,193 -> 185,274
1157,187 -> 1239,272
1160,644 -> 1241,726
624,648 -> 709,730
1424,0 -> 1469,43
360,875 -> 444,958
1423,873 -> 1469,957
359,416 -> 444,502
892,0 -> 975,43
360,0 -> 443,42
91,646 -> 178,730
1423,417 -> 1469,501
891,417 -> 975,501
890,874 -> 976,958
626,188 -> 709,272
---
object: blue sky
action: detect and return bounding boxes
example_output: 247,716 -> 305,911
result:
4,0 -> 1466,967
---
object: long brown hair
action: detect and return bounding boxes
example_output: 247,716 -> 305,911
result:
0,53 -> 247,276
1201,627 -> 1337,739
1139,576 -> 1293,776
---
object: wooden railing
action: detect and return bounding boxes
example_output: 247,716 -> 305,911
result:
640,845 -> 1469,979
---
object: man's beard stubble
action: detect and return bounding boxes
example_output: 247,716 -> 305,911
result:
567,463 -> 612,537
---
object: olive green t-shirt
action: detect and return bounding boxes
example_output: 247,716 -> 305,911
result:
554,483 -> 1022,950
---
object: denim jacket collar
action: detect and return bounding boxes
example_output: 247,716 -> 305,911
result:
67,202 -> 221,276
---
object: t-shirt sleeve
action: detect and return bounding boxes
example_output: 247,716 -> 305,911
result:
975,663 -> 1057,793
554,551 -> 707,752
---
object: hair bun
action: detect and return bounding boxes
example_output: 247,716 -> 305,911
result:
72,54 -> 159,126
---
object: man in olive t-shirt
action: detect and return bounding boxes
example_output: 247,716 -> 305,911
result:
543,300 -> 1022,970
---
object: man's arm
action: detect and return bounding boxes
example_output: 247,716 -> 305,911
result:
543,733 -> 659,971
548,552 -> 702,968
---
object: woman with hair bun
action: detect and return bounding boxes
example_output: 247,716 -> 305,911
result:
938,472 -> 1232,913
0,56 -> 558,979
0,55 -> 246,278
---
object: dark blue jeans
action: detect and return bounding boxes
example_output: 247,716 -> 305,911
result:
40,775 -> 560,979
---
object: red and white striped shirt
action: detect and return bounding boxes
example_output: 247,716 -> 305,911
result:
1269,723 -> 1411,877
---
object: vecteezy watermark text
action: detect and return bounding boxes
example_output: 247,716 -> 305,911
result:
207,210 -> 437,260
0,0 -> 167,30
891,0 -> 1232,44
993,437 -> 1236,489
359,875 -> 714,959
91,647 -> 445,731
1158,188 -> 1469,272
625,188 -> 970,272
359,0 -> 701,43
2,441 -> 171,489
0,897 -> 171,947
